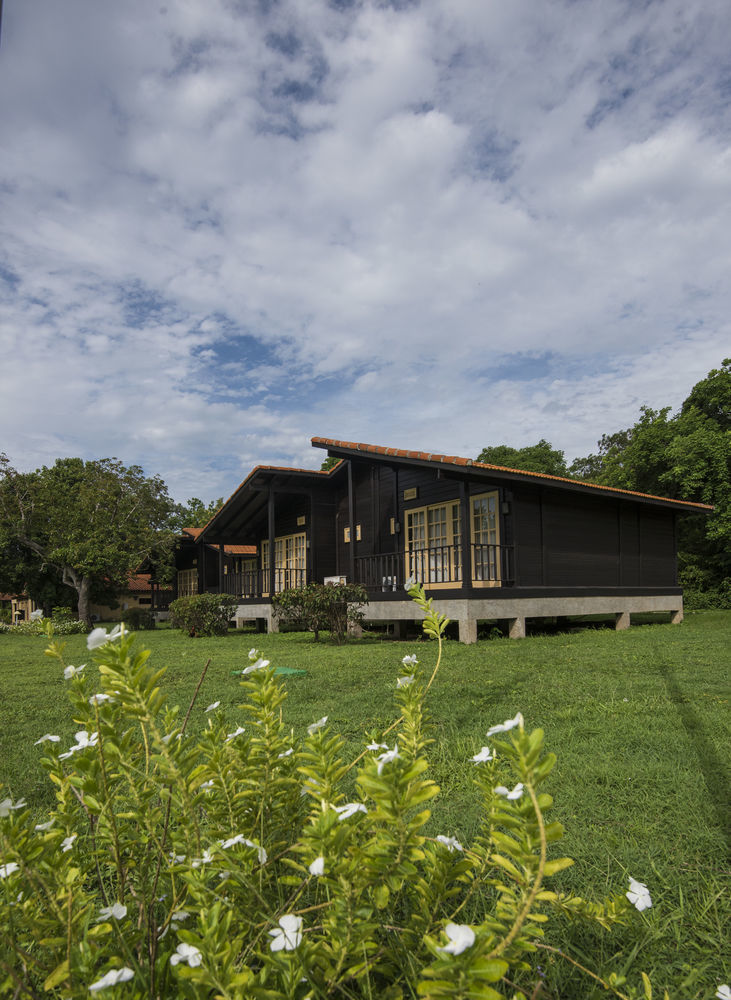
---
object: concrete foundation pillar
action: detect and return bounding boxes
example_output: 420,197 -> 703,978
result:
392,620 -> 409,640
670,608 -> 683,624
267,614 -> 279,634
458,618 -> 478,644
508,617 -> 526,639
615,611 -> 630,631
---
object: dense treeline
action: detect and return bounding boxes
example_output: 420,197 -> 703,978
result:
478,360 -> 731,607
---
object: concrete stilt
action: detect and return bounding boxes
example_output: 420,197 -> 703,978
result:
509,617 -> 526,639
615,611 -> 630,631
267,614 -> 279,634
458,618 -> 478,644
670,608 -> 683,624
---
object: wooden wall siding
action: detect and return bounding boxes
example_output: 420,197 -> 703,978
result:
639,508 -> 676,586
619,505 -> 641,586
541,493 -> 620,587
512,489 -> 543,586
311,495 -> 338,582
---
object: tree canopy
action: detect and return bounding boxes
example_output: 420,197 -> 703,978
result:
477,361 -> 730,605
477,439 -> 569,477
0,455 -> 179,623
176,496 -> 224,529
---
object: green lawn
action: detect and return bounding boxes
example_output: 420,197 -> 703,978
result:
1,612 -> 729,996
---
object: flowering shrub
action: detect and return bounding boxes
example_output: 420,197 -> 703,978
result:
169,593 -> 239,636
0,588 -> 667,999
272,581 -> 369,643
1,617 -> 88,636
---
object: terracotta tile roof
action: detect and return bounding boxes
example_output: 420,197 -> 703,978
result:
224,544 -> 256,555
310,437 -> 714,511
182,526 -> 204,539
127,574 -> 153,592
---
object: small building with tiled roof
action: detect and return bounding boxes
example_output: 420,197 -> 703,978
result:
195,437 -> 712,642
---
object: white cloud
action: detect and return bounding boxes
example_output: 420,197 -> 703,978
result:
0,0 -> 728,501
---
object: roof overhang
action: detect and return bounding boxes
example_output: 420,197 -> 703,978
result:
311,437 -> 713,514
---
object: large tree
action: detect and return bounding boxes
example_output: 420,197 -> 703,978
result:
0,455 -> 179,624
176,496 -> 224,529
477,439 -> 569,477
568,361 -> 731,598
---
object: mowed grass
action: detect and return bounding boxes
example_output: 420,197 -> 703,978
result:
1,612 -> 729,996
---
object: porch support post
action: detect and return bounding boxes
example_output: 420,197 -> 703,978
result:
347,460 -> 355,584
218,543 -> 225,594
615,611 -> 630,630
458,617 -> 477,644
198,542 -> 205,595
460,482 -> 471,590
509,617 -> 526,639
670,607 -> 683,624
268,486 -> 276,596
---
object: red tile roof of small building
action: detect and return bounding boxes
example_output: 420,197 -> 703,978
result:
310,437 -> 714,511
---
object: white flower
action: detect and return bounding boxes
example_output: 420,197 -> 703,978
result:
248,648 -> 259,660
333,802 -> 367,821
61,834 -> 77,852
88,967 -> 134,991
376,744 -> 400,775
59,731 -> 98,760
64,664 -> 85,679
307,716 -> 328,736
170,910 -> 190,927
308,856 -> 325,877
89,694 -> 113,706
437,922 -> 475,956
87,625 -> 123,651
170,942 -> 203,967
366,742 -> 389,751
226,726 -> 246,741
30,609 -> 44,620
0,862 -> 20,879
220,834 -> 246,849
436,835 -> 463,853
243,839 -> 268,865
242,658 -> 269,675
404,577 -> 416,591
396,675 -> 415,688
626,877 -> 652,912
494,783 -> 524,800
278,747 -> 294,758
199,779 -> 214,789
191,849 -> 214,868
486,713 -> 524,737
97,903 -> 127,921
205,701 -> 220,713
401,654 -> 418,667
715,986 -> 731,1000
471,747 -> 495,764
35,819 -> 55,831
268,914 -> 303,952
0,797 -> 27,816
34,734 -> 61,745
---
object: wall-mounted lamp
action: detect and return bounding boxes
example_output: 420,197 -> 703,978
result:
501,502 -> 511,515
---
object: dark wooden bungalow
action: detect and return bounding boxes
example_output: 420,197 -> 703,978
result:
196,438 -> 713,642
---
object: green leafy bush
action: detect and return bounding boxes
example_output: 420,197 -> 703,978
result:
0,589 -> 665,1000
124,607 -> 156,630
272,581 -> 368,643
52,607 -> 73,623
169,592 -> 239,636
5,617 -> 88,636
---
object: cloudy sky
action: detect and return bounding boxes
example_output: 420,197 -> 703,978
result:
1,0 -> 729,503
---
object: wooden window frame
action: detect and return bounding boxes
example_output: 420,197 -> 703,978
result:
470,491 -> 501,588
261,531 -> 307,595
404,500 -> 462,590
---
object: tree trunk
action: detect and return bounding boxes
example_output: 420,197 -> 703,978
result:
63,566 -> 92,625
